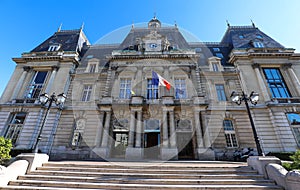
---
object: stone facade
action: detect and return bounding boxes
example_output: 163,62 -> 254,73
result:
0,18 -> 300,161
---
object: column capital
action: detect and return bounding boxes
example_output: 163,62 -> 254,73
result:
252,63 -> 260,69
51,65 -> 60,71
281,63 -> 292,70
23,66 -> 31,72
130,106 -> 142,112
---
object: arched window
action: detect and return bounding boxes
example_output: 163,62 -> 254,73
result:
223,119 -> 238,147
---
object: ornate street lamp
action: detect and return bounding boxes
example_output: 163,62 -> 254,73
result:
33,92 -> 67,153
230,91 -> 263,156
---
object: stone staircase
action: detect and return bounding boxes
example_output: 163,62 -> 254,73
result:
2,161 -> 283,189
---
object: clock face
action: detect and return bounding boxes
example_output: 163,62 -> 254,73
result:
149,43 -> 158,49
145,40 -> 161,51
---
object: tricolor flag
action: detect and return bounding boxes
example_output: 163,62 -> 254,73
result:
152,71 -> 171,90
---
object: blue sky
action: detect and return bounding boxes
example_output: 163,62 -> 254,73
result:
0,0 -> 300,96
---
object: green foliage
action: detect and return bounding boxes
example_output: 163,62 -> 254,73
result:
0,137 -> 12,165
282,149 -> 300,171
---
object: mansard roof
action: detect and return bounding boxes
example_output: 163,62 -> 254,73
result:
119,27 -> 190,50
221,24 -> 285,49
31,29 -> 90,54
59,19 -> 290,69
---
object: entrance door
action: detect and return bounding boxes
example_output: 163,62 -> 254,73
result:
144,132 -> 160,159
177,132 -> 195,160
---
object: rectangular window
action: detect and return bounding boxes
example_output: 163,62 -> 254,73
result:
147,79 -> 158,99
263,68 -> 291,98
212,63 -> 219,72
215,84 -> 226,101
48,45 -> 60,51
223,119 -> 238,147
26,71 -> 48,99
175,78 -> 187,99
119,79 -> 131,99
89,64 -> 96,73
286,113 -> 300,146
253,42 -> 264,48
4,112 -> 26,145
81,85 -> 92,101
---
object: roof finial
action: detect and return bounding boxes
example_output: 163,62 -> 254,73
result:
57,23 -> 62,32
226,20 -> 230,27
174,20 -> 177,28
154,12 -> 157,19
132,20 -> 134,29
251,19 -> 255,28
80,22 -> 84,30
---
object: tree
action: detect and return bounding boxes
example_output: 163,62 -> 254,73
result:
282,149 -> 300,171
0,137 -> 12,165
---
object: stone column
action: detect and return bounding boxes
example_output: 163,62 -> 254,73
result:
194,108 -> 204,148
45,66 -> 59,94
202,111 -> 211,148
12,66 -> 31,100
135,110 -> 142,148
126,108 -> 143,160
252,63 -> 270,102
101,111 -> 111,148
95,111 -> 105,147
162,110 -> 169,148
285,64 -> 300,96
161,108 -> 178,160
169,111 -> 177,148
197,110 -> 215,160
135,67 -> 142,95
92,110 -> 111,159
128,110 -> 136,148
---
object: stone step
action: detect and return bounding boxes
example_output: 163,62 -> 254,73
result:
36,166 -> 257,175
7,180 -> 283,190
17,175 -> 274,185
2,161 -> 283,190
43,161 -> 251,170
28,170 -> 265,179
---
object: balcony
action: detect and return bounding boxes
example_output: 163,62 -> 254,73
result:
268,97 -> 300,104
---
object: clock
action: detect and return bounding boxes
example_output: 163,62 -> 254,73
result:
145,40 -> 162,51
149,43 -> 158,49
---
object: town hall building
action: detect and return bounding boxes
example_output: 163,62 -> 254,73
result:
0,17 -> 299,161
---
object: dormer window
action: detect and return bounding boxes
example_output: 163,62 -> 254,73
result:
208,57 -> 223,72
213,48 -> 220,52
215,53 -> 224,59
195,48 -> 202,53
48,44 -> 60,51
212,63 -> 219,72
86,59 -> 99,73
256,34 -> 263,39
253,41 -> 264,48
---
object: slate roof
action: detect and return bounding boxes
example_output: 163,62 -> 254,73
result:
34,19 -> 286,69
221,25 -> 285,49
31,29 -> 89,54
119,27 -> 190,50
80,44 -> 119,68
189,42 -> 231,66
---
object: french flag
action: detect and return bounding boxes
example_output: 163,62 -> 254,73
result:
152,71 -> 171,90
